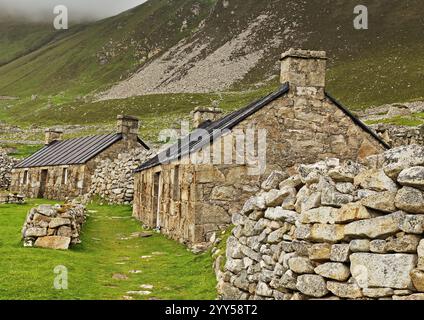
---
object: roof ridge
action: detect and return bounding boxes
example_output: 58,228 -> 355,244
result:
135,84 -> 290,172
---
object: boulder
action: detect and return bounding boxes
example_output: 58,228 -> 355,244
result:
264,189 -> 286,207
34,236 -> 71,250
363,288 -> 394,298
241,195 -> 266,215
354,169 -> 398,192
25,227 -> 47,237
369,240 -> 387,253
382,145 -> 424,179
299,207 -> 338,224
256,282 -> 273,297
296,275 -> 328,298
226,237 -> 243,259
386,234 -> 420,253
288,257 -> 315,274
36,205 -> 57,217
397,166 -> 424,189
48,217 -> 71,229
395,187 -> 424,214
279,175 -> 302,189
399,214 -> 424,234
326,281 -> 363,299
328,161 -> 364,182
264,207 -> 297,223
280,270 -> 298,290
267,228 -> 286,244
309,224 -> 345,243
330,244 -> 350,262
361,191 -> 397,213
321,186 -> 354,208
344,212 -> 405,238
299,192 -> 321,213
349,239 -> 370,253
350,253 -> 417,289
262,171 -> 288,191
334,203 -> 372,223
411,269 -> 424,292
308,243 -> 331,261
314,263 -> 350,281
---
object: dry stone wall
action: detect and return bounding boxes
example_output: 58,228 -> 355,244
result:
85,148 -> 153,204
217,145 -> 424,300
22,203 -> 86,250
0,151 -> 17,190
371,124 -> 424,147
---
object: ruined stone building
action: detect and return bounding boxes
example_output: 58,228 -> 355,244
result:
132,49 -> 390,246
10,115 -> 149,200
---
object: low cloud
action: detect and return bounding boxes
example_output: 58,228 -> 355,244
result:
0,0 -> 147,22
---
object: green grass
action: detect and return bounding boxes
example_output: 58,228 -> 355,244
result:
1,86 -> 276,144
0,200 -> 216,300
365,113 -> 424,127
2,144 -> 43,159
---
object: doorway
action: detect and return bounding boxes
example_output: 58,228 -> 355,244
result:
38,169 -> 48,198
153,172 -> 162,229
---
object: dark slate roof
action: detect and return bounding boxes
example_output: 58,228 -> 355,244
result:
135,83 -> 389,173
15,133 -> 149,169
135,84 -> 290,172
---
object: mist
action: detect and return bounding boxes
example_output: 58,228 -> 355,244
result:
0,0 -> 148,22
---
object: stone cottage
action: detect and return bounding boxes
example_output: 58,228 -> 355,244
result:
10,115 -> 149,200
132,49 -> 390,246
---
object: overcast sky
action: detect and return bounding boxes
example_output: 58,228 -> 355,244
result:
0,0 -> 148,22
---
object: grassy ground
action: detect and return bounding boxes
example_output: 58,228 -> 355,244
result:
1,144 -> 42,159
0,199 -> 216,300
365,112 -> 424,127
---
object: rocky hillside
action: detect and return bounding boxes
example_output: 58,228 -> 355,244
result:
0,0 -> 423,142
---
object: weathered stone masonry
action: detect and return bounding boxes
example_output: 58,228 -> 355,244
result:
10,116 -> 149,202
133,49 -> 388,246
217,145 -> 424,300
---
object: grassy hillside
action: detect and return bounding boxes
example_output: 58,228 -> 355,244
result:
0,200 -> 216,300
0,0 -> 214,97
0,0 -> 423,146
0,19 -> 58,66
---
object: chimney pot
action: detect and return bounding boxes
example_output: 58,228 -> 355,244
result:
280,48 -> 327,98
45,128 -> 63,145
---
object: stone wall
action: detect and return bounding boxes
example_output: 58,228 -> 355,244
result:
11,164 -> 87,200
371,123 -> 424,147
133,49 -> 387,246
218,145 -> 424,300
10,139 -> 147,201
134,161 -> 261,246
0,151 -> 18,190
22,203 -> 86,250
86,148 -> 152,204
133,91 -> 387,246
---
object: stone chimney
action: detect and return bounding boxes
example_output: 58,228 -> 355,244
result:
280,48 -> 327,98
117,115 -> 139,141
191,107 -> 223,128
45,129 -> 63,145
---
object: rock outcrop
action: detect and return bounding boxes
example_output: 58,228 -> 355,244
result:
21,203 -> 86,250
217,145 -> 424,300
